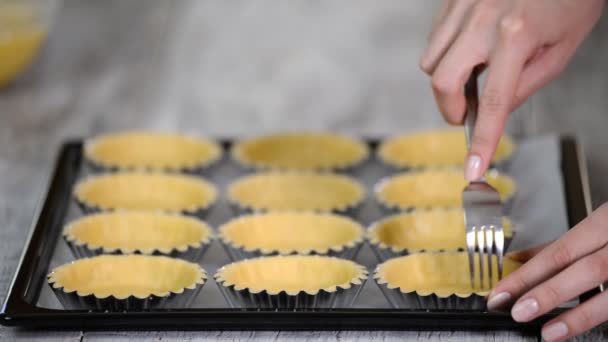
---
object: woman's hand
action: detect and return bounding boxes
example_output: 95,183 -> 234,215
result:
487,204 -> 608,341
421,0 -> 604,181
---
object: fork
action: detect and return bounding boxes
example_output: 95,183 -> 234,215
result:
462,65 -> 505,291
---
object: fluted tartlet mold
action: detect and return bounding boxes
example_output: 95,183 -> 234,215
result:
84,131 -> 222,174
48,255 -> 206,311
215,255 -> 368,310
219,212 -> 364,260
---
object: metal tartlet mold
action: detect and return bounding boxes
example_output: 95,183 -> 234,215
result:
225,174 -> 367,218
83,135 -> 224,176
375,134 -> 517,174
48,259 -> 207,311
63,214 -> 214,262
218,213 -> 365,261
373,256 -> 489,310
226,198 -> 365,218
73,175 -> 218,220
230,135 -> 371,175
366,210 -> 515,262
214,256 -> 368,310
372,170 -> 516,216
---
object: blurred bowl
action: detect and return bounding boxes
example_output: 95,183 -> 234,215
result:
0,0 -> 60,87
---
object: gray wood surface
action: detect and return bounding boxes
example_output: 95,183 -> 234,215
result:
1,0 -> 607,340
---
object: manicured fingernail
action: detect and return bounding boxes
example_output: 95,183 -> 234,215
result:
511,298 -> 539,322
487,292 -> 511,311
465,154 -> 482,181
542,322 -> 568,341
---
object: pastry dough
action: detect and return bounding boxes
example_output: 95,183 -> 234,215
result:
368,209 -> 513,252
64,212 -> 213,254
375,169 -> 515,210
228,172 -> 364,212
74,172 -> 217,213
85,131 -> 221,171
48,255 -> 206,299
215,255 -> 367,295
378,129 -> 514,169
375,252 -> 520,296
233,133 -> 369,171
220,212 -> 363,255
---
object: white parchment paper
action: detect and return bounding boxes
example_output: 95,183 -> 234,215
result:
506,134 -> 569,251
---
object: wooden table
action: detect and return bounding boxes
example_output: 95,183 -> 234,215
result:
1,1 -> 607,340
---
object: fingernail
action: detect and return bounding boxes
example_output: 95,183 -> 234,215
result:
511,298 -> 540,322
542,322 -> 568,341
487,292 -> 511,311
465,154 -> 482,181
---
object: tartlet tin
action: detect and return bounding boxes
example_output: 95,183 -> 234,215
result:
376,131 -> 516,173
226,172 -> 366,218
48,255 -> 207,311
366,209 -> 515,262
214,255 -> 368,310
63,212 -> 214,262
73,173 -> 218,220
373,252 -> 520,310
84,132 -> 223,175
230,133 -> 370,174
218,212 -> 365,261
373,169 -> 516,215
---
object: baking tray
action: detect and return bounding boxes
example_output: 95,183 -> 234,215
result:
0,136 -> 597,332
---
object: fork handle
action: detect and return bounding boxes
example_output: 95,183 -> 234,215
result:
464,65 -> 483,150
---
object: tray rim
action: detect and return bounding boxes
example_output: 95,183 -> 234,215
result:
0,136 -> 596,331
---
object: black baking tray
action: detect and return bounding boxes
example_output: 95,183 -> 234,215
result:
0,136 -> 597,332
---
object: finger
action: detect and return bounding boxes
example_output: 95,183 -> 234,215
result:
429,0 -> 454,37
510,44 -> 570,109
465,16 -> 535,181
487,204 -> 608,311
510,244 -> 608,322
430,5 -> 500,125
506,241 -> 553,263
541,289 -> 608,342
420,0 -> 477,74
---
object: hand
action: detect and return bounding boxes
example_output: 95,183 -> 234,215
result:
421,0 -> 604,181
486,204 -> 608,341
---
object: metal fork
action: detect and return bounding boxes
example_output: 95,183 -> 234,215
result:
462,65 -> 505,291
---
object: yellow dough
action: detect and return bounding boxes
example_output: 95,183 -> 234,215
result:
228,172 -> 365,212
378,129 -> 514,169
233,133 -> 369,171
74,172 -> 217,213
215,255 -> 367,295
85,131 -> 221,171
375,252 -> 521,296
48,255 -> 206,299
375,169 -> 515,209
368,209 -> 513,252
64,212 -> 213,254
220,212 -> 364,255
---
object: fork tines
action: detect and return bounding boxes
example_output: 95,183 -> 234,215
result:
463,182 -> 505,291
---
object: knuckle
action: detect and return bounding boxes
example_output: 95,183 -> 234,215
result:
539,283 -> 562,308
551,243 -> 573,267
419,56 -> 432,74
576,306 -> 595,330
499,15 -> 527,40
479,89 -> 507,115
431,75 -> 458,96
582,254 -> 608,279
471,133 -> 493,150
513,274 -> 531,293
